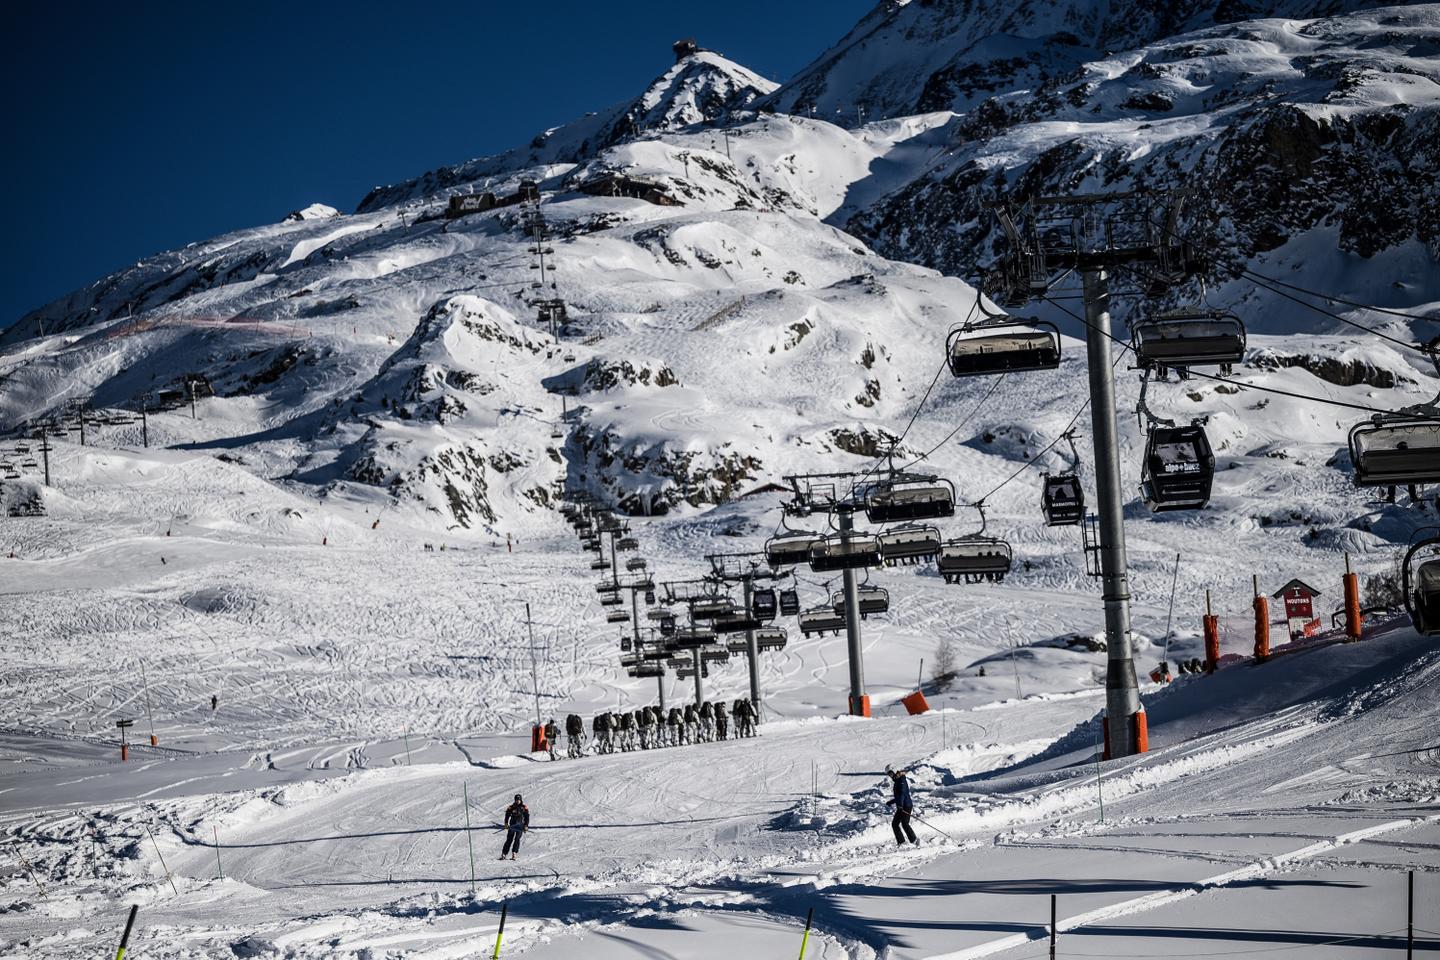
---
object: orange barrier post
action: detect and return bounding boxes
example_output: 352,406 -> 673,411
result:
849,695 -> 871,718
1133,708 -> 1149,754
1203,590 -> 1220,674
1253,575 -> 1270,662
1343,553 -> 1363,641
530,725 -> 548,754
900,691 -> 930,715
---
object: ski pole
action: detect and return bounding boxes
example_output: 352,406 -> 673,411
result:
114,904 -> 139,960
910,813 -> 959,844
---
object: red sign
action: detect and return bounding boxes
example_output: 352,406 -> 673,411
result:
1283,593 -> 1314,620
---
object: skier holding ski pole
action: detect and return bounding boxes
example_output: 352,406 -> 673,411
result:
885,764 -> 919,846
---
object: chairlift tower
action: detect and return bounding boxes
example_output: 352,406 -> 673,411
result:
705,551 -> 779,722
987,189 -> 1196,758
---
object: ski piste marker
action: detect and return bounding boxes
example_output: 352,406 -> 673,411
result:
114,904 -> 138,960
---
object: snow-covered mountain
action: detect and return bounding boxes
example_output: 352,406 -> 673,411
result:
1,5 -> 1436,539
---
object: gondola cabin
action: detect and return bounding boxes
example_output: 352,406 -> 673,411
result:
765,531 -> 822,567
878,524 -> 942,564
778,588 -> 801,617
865,478 -> 955,523
1347,417 -> 1440,487
937,538 -> 1013,584
808,533 -> 883,572
1140,425 -> 1215,512
1042,474 -> 1084,526
751,588 -> 778,620
1132,313 -> 1246,369
947,320 -> 1061,377
1404,535 -> 1440,636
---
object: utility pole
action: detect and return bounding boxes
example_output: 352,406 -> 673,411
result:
188,379 -> 198,420
705,552 -> 771,720
742,576 -> 762,715
140,393 -> 151,449
39,435 -> 51,487
1083,267 -> 1140,755
691,648 -> 704,704
524,602 -> 540,730
838,508 -> 867,716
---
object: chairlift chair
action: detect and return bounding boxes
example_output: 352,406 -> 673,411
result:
937,537 -> 1014,584
1041,475 -> 1085,526
765,529 -> 822,567
878,524 -> 942,565
672,625 -> 716,648
626,557 -> 647,572
14,444 -> 30,454
590,558 -> 611,571
691,597 -> 736,620
865,476 -> 956,523
751,587 -> 778,621
1140,424 -> 1215,512
1347,416 -> 1440,488
647,607 -> 674,622
798,607 -> 847,637
606,610 -> 630,624
659,615 -> 677,637
1403,532 -> 1440,635
947,317 -> 1061,377
808,533 -> 883,572
726,638 -> 750,654
778,588 -> 801,617
712,613 -> 762,634
599,593 -> 623,607
630,663 -> 664,678
1132,312 -> 1246,370
616,537 -> 640,552
830,586 -> 890,618
701,649 -> 729,664
755,627 -> 788,651
21,459 -> 38,469
620,642 -> 635,657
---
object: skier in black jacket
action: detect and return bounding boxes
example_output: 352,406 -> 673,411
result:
501,793 -> 530,860
885,765 -> 919,846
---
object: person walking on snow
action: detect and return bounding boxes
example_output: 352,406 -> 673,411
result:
544,718 -> 559,761
500,793 -> 529,860
885,764 -> 919,846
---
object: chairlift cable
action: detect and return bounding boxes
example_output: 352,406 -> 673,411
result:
1039,294 -> 1421,418
1239,269 -> 1439,325
898,374 -> 1007,470
1236,270 -> 1430,353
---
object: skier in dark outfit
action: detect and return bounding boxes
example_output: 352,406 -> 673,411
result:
885,765 -> 919,846
501,793 -> 530,860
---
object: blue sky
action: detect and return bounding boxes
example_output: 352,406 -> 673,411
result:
1,0 -> 874,327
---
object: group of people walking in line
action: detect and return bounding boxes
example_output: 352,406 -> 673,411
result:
543,699 -> 758,759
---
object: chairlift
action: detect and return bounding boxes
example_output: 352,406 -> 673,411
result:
712,613 -> 762,634
1140,424 -> 1215,512
620,640 -> 634,655
1347,416 -> 1440,488
14,444 -> 30,454
626,557 -> 647,572
646,607 -> 674,622
659,615 -> 677,637
937,537 -> 1013,585
1403,532 -> 1440,636
830,585 -> 890,618
599,593 -> 623,607
1132,311 -> 1246,370
630,663 -> 664,678
550,426 -> 564,439
778,588 -> 801,617
3,469 -> 18,480
641,648 -> 669,662
672,625 -> 716,648
726,638 -> 750,654
865,475 -> 956,523
606,610 -> 630,624
590,558 -> 611,571
1042,475 -> 1085,526
764,529 -> 822,567
878,524 -> 942,565
798,607 -> 847,637
751,587 -> 777,621
701,649 -> 729,664
755,627 -> 788,651
808,532 -> 883,572
21,459 -> 38,469
645,589 -> 657,605
691,597 -> 736,620
947,316 -> 1061,377
616,537 -> 640,552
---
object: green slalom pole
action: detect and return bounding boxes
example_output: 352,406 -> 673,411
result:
114,904 -> 139,960
798,906 -> 814,960
493,901 -> 509,959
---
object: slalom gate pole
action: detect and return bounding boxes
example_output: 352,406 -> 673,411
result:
1409,870 -> 1414,960
114,904 -> 139,960
797,906 -> 814,960
144,824 -> 179,896
213,826 -> 223,880
463,783 -> 476,895
493,901 -> 509,959
1049,893 -> 1057,959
